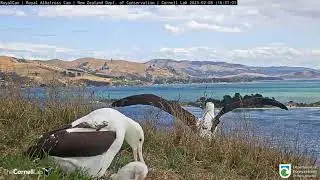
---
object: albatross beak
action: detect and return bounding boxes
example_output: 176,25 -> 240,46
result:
133,148 -> 138,161
138,145 -> 145,163
133,145 -> 145,163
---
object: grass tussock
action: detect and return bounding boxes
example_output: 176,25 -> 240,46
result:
0,89 -> 318,180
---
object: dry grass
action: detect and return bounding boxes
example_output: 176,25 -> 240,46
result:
0,55 -> 178,87
43,57 -> 176,77
0,87 -> 318,180
0,56 -> 16,72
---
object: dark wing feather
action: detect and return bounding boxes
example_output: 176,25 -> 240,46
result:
25,123 -> 116,159
112,94 -> 198,131
50,131 -> 116,157
211,97 -> 288,132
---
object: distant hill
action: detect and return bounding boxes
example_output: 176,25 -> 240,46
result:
146,59 -> 320,79
1,55 -> 319,87
0,56 -> 182,87
44,57 -> 180,78
0,56 -> 17,72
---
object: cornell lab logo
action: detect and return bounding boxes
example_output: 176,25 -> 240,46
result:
279,164 -> 292,178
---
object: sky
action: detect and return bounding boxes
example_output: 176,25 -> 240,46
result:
0,1 -> 320,69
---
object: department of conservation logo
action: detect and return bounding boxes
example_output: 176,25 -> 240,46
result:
279,164 -> 292,178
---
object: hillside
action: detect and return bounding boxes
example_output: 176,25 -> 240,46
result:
1,55 -> 319,87
0,56 -> 65,86
45,57 -> 179,78
0,56 -> 182,87
0,56 -> 17,72
146,59 -> 320,79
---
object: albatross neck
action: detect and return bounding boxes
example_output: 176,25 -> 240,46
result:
122,117 -> 139,132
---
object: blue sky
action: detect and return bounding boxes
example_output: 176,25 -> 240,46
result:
0,1 -> 320,68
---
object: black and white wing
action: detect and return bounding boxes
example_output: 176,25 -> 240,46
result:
25,122 -> 117,159
211,97 -> 288,132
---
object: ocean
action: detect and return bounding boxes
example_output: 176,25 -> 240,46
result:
89,79 -> 320,103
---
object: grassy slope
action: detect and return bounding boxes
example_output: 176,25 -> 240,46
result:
0,88 -> 318,180
42,57 -> 177,78
0,56 -> 179,86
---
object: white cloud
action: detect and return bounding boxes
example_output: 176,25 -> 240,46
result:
0,1 -> 316,35
0,42 -> 83,60
158,44 -> 320,68
19,1 -> 319,33
36,6 -> 152,20
0,42 -> 74,53
0,7 -> 26,16
160,47 -> 190,54
311,49 -> 320,56
0,41 -> 144,61
186,20 -> 242,32
164,24 -> 183,34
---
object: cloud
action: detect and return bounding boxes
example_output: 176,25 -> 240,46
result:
36,6 -> 152,20
0,27 -> 32,32
0,42 -> 73,53
0,1 -> 317,35
0,42 -> 82,60
160,47 -> 190,54
186,20 -> 242,32
0,41 -> 144,61
164,24 -> 183,34
158,44 -> 320,68
311,49 -> 320,56
18,1 -> 318,33
0,7 -> 26,16
278,0 -> 320,19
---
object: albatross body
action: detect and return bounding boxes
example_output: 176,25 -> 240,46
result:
26,108 -> 145,178
198,102 -> 215,138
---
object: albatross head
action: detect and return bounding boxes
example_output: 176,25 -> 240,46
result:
124,120 -> 145,163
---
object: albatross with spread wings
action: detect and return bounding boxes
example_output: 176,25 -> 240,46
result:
112,94 -> 288,138
25,108 -> 145,178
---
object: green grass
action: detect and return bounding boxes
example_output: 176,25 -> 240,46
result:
0,88 -> 318,180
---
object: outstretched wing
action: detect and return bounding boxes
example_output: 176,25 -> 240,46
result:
25,123 -> 117,159
214,97 -> 288,120
112,94 -> 198,131
211,97 -> 288,132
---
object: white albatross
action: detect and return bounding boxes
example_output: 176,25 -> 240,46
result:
111,94 -> 288,138
110,161 -> 148,180
25,108 -> 145,178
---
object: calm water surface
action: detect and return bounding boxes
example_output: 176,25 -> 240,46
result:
89,79 -> 320,103
23,79 -> 320,103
